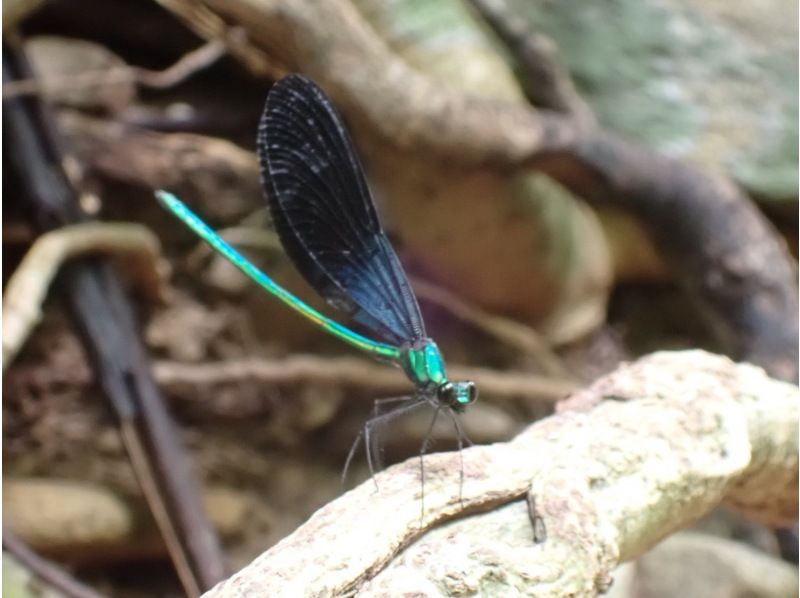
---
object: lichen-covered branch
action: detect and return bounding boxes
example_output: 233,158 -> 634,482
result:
202,351 -> 798,597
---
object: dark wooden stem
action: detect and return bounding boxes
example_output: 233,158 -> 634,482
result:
537,131 -> 799,382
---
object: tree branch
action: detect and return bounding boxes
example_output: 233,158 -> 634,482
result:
201,351 -> 798,596
2,36 -> 230,99
158,0 -> 798,382
57,110 -> 260,219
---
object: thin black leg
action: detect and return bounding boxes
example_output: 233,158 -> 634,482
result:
341,396 -> 427,487
418,405 -> 442,523
446,410 -> 466,507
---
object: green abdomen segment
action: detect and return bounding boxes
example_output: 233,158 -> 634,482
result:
156,191 -> 401,361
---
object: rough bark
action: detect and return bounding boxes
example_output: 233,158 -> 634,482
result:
201,351 -> 798,597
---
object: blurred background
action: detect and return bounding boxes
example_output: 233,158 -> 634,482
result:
3,0 -> 797,596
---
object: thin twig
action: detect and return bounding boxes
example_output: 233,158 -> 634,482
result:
3,528 -> 108,598
135,36 -> 228,88
154,355 -> 577,404
154,0 -> 284,79
117,421 -> 201,598
2,36 -> 229,99
6,352 -> 574,408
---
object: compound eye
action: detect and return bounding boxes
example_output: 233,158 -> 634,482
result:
466,382 -> 478,404
438,382 -> 455,404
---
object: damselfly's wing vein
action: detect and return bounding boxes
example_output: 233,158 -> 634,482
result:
258,74 -> 426,346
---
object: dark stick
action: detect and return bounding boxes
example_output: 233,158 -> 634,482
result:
3,40 -> 226,594
557,131 -> 798,382
3,528 -> 108,598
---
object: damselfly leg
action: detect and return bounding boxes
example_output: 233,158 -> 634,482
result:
446,407 -> 473,507
418,404 -> 443,522
342,396 -> 428,488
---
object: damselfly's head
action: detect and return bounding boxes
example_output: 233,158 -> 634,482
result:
437,380 -> 478,413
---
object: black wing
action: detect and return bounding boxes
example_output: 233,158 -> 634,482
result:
257,74 -> 426,346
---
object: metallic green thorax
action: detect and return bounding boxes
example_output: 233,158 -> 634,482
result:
399,341 -> 477,409
400,341 -> 449,389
